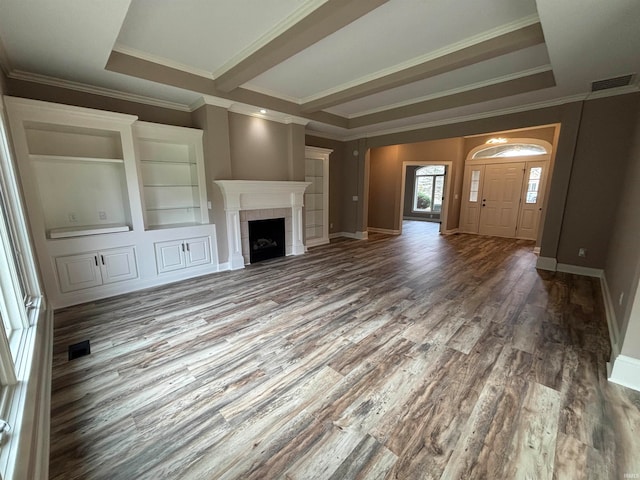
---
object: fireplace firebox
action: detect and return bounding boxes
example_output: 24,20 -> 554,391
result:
248,218 -> 285,263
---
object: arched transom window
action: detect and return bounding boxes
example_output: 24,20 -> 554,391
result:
472,143 -> 548,159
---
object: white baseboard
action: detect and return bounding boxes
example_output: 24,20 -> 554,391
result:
536,256 -> 557,271
442,228 -> 459,235
217,262 -> 230,272
368,227 -> 400,235
608,354 -> 640,392
600,274 -> 621,357
329,231 -> 368,240
556,263 -> 604,278
533,246 -> 541,255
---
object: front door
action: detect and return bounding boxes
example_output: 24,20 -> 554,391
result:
516,161 -> 547,240
478,163 -> 525,237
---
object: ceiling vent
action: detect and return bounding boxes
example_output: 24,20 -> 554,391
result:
591,74 -> 634,92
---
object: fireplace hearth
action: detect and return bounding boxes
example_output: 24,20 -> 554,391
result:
248,218 -> 285,263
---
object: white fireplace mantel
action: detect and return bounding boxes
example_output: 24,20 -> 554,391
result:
214,180 -> 310,269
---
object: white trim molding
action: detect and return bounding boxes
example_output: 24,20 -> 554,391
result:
214,180 -> 311,269
608,354 -> 640,392
368,227 -> 401,235
601,275 -> 621,360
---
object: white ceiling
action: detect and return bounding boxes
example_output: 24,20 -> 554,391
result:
0,0 -> 638,139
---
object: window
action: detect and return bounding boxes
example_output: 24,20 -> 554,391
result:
413,165 -> 445,213
525,167 -> 542,203
472,143 -> 547,159
469,170 -> 481,202
0,98 -> 47,478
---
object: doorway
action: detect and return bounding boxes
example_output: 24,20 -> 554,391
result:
399,161 -> 452,234
459,139 -> 551,240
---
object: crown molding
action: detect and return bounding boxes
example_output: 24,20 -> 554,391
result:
227,103 -> 309,126
211,0 -> 329,79
338,93 -> 590,141
189,95 -> 235,111
299,14 -> 541,105
112,44 -> 214,80
7,70 -> 193,112
240,84 -> 301,105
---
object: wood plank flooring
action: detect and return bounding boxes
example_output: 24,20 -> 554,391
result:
49,221 -> 640,479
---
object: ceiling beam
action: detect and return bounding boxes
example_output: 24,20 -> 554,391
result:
214,0 -> 390,93
301,22 -> 546,113
105,50 -> 349,128
348,69 -> 556,128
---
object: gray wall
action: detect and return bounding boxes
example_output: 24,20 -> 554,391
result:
556,95 -> 640,268
604,98 -> 640,354
5,77 -> 194,127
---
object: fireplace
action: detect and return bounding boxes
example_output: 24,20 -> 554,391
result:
214,180 -> 311,270
248,218 -> 285,263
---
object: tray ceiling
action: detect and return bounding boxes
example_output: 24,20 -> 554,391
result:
0,0 -> 638,139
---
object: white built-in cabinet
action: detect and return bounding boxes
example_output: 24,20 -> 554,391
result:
304,146 -> 331,247
134,122 -> 208,229
55,247 -> 138,292
4,96 -> 218,308
154,236 -> 212,273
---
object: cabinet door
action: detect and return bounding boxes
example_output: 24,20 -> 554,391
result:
55,253 -> 102,292
99,247 -> 138,284
155,240 -> 187,273
184,236 -> 211,267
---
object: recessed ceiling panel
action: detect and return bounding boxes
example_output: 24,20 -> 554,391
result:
326,44 -> 551,117
246,0 -> 539,100
116,0 -> 321,73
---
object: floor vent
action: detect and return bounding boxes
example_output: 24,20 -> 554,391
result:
68,340 -> 91,361
591,74 -> 634,92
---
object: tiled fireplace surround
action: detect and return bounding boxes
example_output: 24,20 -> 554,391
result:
214,180 -> 310,269
239,208 -> 292,265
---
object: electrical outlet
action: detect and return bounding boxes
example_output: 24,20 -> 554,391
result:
352,196 -> 359,201
578,247 -> 587,258
98,211 -> 107,220
619,292 -> 625,306
68,213 -> 78,223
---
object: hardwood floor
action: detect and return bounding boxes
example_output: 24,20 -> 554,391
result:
49,221 -> 640,479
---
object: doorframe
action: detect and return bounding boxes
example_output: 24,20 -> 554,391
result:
398,161 -> 453,235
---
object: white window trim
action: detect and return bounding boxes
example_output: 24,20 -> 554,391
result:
0,95 -> 51,480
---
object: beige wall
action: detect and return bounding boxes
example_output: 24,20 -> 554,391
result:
604,97 -> 640,353
368,138 -> 464,231
228,113 -> 290,181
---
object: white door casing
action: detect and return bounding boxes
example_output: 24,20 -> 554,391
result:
516,161 -> 548,240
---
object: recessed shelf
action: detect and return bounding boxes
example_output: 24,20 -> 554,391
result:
143,184 -> 199,188
30,154 -> 124,164
140,159 -> 197,166
49,224 -> 130,239
146,206 -> 200,212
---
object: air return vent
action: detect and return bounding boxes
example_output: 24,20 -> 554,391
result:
591,74 -> 634,92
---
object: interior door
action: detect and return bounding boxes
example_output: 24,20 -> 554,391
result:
478,163 -> 525,237
516,161 -> 548,240
459,165 -> 485,233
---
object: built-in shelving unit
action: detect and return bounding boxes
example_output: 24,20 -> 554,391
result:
304,146 -> 331,247
4,97 -> 219,308
134,122 -> 208,230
